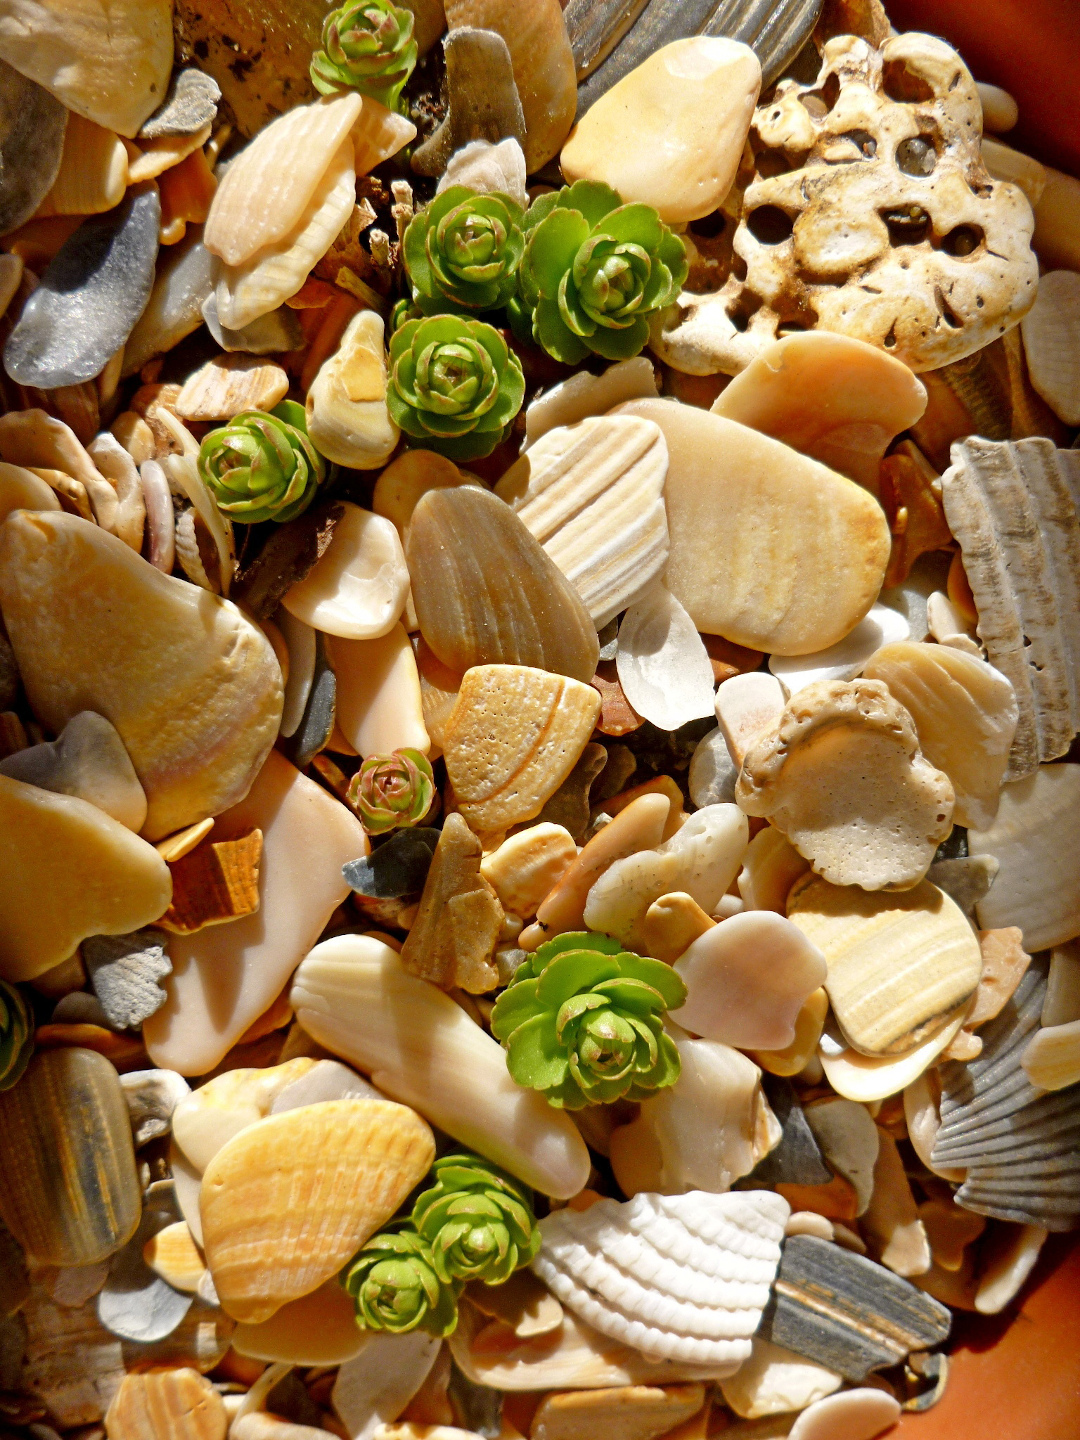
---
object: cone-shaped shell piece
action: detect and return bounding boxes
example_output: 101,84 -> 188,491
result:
201,1097 -> 435,1323
532,1189 -> 789,1371
0,1048 -> 139,1266
931,961 -> 1080,1230
940,437 -> 1080,779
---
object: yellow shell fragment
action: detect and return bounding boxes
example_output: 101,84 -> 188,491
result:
789,875 -> 982,1057
863,641 -> 1019,830
479,823 -> 579,920
1021,1019 -> 1080,1092
443,665 -> 602,834
201,1098 -> 435,1323
143,1221 -> 206,1294
36,114 -> 127,217
305,310 -> 399,470
737,679 -> 955,892
104,1368 -> 227,1440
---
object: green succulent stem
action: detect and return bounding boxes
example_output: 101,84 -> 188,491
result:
490,932 -> 686,1110
403,187 -> 525,316
348,749 -> 435,834
387,313 -> 525,462
310,1 -> 418,113
514,181 -> 688,365
0,980 -> 32,1091
198,401 -> 326,525
343,1224 -> 460,1336
412,1152 -> 541,1286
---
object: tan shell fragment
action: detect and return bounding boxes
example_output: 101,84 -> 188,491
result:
737,680 -> 955,891
479,823 -> 579,920
204,94 -> 363,267
939,437 -> 1080,778
653,33 -> 1037,376
175,354 -> 290,423
143,1222 -> 206,1294
1019,270 -> 1080,426
442,665 -> 601,834
104,1367 -> 227,1440
399,812 -> 504,993
35,114 -> 127,217
305,309 -> 399,469
0,409 -> 118,533
200,1098 -> 435,1323
787,875 -> 983,1057
528,1383 -> 706,1440
862,641 -> 1019,829
495,415 -> 669,628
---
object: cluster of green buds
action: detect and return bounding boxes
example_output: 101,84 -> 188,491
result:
347,749 -> 436,834
343,1151 -> 541,1336
490,932 -> 685,1110
402,187 -> 526,316
198,402 -> 326,525
310,1 -> 418,112
0,980 -> 32,1091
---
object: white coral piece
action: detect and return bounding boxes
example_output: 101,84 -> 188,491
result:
531,1190 -> 789,1371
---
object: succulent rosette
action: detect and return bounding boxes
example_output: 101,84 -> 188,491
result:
198,401 -> 326,525
412,1153 -> 541,1286
310,1 -> 418,112
387,314 -> 525,462
343,1225 -> 460,1336
347,749 -> 436,833
490,932 -> 685,1110
0,980 -> 31,1091
511,181 -> 688,365
403,187 -> 525,315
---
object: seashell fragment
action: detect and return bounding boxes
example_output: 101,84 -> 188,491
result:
0,710 -> 147,832
407,487 -> 600,684
769,605 -> 910,699
172,1059 -> 321,1176
714,672 -> 784,766
860,1129 -> 930,1278
820,1011 -> 969,1103
1019,270 -> 1080,426
157,828 -> 262,935
201,1098 -> 435,1323
720,1336 -> 841,1419
399,813 -> 503,993
640,892 -> 716,965
0,1047 -> 139,1266
968,763 -> 1080,952
496,415 -> 669,629
290,934 -> 591,1198
939,437 -> 1080,778
332,1330 -> 442,1435
175,354 -> 289,424
104,1367 -> 227,1440
283,503 -> 407,641
0,510 -> 283,840
615,584 -> 716,732
83,930 -> 171,1029
973,1221 -> 1047,1315
123,235 -> 216,378
532,1189 -> 789,1370
738,680 -> 954,892
139,68 -> 221,141
0,57 -> 66,233
617,400 -> 890,655
86,432 -> 146,554
330,625 -> 430,758
711,332 -> 927,495
0,459 -> 58,523
688,727 -> 738,808
120,1068 -> 191,1147
480,823 -> 578,920
672,912 -> 827,1051
232,1278 -> 367,1366
36,114 -> 127,217
584,804 -> 748,951
305,310 -> 399,470
529,1383 -> 706,1440
97,1179 -> 193,1344
932,961 -> 1080,1230
757,1234 -> 950,1381
443,664 -> 601,834
786,1388 -> 900,1440
788,876 -> 982,1058
524,358 -> 657,451
1044,942 -> 1080,1027
4,188 -> 161,390
737,825 -> 811,915
1021,1019 -> 1080,1092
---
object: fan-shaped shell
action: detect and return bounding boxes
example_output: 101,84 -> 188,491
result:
931,961 -> 1080,1230
200,1098 -> 435,1323
532,1189 -> 789,1371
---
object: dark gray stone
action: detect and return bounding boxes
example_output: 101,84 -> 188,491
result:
0,58 -> 67,235
449,1358 -> 502,1439
5,187 -> 161,388
139,68 -> 221,139
735,1076 -> 832,1189
286,630 -> 336,770
344,828 -> 441,899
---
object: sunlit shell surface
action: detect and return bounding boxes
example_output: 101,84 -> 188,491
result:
532,1189 -> 789,1371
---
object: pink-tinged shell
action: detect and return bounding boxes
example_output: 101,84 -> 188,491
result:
204,93 -> 363,267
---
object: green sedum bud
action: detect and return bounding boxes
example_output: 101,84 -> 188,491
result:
490,932 -> 685,1110
403,187 -> 525,316
343,1225 -> 460,1336
511,181 -> 688,366
310,1 -> 418,112
412,1152 -> 540,1286
0,980 -> 32,1091
387,314 -> 525,462
198,401 -> 326,525
347,748 -> 436,834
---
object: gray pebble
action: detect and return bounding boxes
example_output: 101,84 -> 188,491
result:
120,1068 -> 192,1147
97,1180 -> 193,1344
123,234 -> 215,378
84,930 -> 172,1030
202,291 -> 304,355
0,58 -> 67,235
927,854 -> 999,923
139,68 -> 221,139
0,711 -> 147,832
689,726 -> 738,807
344,828 -> 441,900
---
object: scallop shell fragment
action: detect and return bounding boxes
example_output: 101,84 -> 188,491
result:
931,961 -> 1080,1231
532,1189 -> 789,1371
737,679 -> 954,892
200,1097 -> 436,1323
615,583 -> 716,732
1019,270 -> 1080,426
940,437 -> 1080,779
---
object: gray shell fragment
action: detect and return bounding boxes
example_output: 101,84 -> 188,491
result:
0,58 -> 67,235
941,438 -> 1080,779
97,1180 -> 193,1344
138,68 -> 221,139
84,931 -> 172,1030
4,188 -> 161,388
931,960 -> 1080,1231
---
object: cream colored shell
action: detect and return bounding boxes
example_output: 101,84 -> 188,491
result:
737,679 -> 954,891
305,311 -> 400,471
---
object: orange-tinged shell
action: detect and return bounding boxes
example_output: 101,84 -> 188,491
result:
204,93 -> 362,267
104,1367 -> 227,1440
200,1098 -> 435,1323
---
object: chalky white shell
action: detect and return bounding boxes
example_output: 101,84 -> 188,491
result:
532,1189 -> 789,1371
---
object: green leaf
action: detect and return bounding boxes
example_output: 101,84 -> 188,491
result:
613,954 -> 688,1008
560,180 -> 623,228
597,203 -> 664,253
490,977 -> 543,1041
585,316 -> 650,361
533,932 -> 624,967
506,1013 -> 569,1090
534,297 -> 590,365
590,977 -> 666,1016
521,189 -> 561,235
535,950 -> 622,1008
526,209 -> 591,298
659,228 -> 690,294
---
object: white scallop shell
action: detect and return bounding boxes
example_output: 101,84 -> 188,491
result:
532,1189 -> 789,1371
